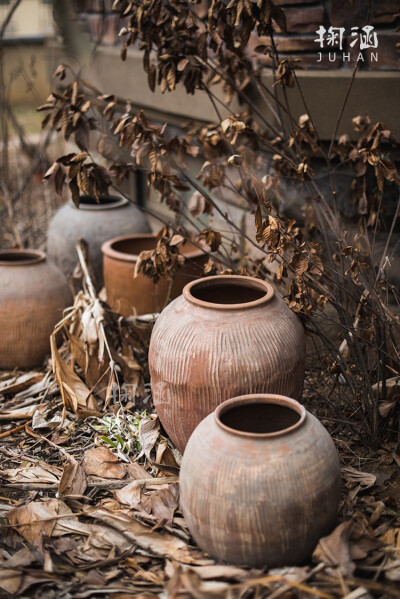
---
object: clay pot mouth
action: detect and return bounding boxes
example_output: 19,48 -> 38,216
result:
102,234 -> 205,263
74,195 -> 128,211
183,275 -> 274,310
0,249 -> 46,266
215,394 -> 306,438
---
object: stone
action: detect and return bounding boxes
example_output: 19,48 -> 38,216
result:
280,5 -> 325,34
330,0 -> 368,28
274,35 -> 320,52
248,32 -> 317,55
366,33 -> 400,70
372,1 -> 400,25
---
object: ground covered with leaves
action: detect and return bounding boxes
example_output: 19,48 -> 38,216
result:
0,283 -> 399,599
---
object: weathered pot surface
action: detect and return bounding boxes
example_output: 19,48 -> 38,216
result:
102,233 -> 207,316
47,194 -> 151,285
0,249 -> 71,370
149,275 -> 306,452
180,393 -> 341,567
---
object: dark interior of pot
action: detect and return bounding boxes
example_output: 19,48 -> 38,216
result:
190,281 -> 266,304
219,402 -> 301,434
0,251 -> 43,265
111,236 -> 201,258
111,236 -> 157,255
79,195 -> 123,206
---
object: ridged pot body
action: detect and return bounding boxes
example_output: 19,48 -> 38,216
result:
47,196 -> 151,284
149,277 -> 305,452
0,253 -> 71,369
102,235 -> 207,316
180,398 -> 341,567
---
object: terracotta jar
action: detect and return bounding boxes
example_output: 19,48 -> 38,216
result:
0,250 -> 71,370
47,195 -> 151,284
149,275 -> 305,452
180,394 -> 341,567
102,234 -> 207,316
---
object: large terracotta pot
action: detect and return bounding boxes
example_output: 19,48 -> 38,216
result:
102,234 -> 207,316
180,394 -> 341,567
149,275 -> 306,452
0,250 -> 71,370
47,195 -> 151,285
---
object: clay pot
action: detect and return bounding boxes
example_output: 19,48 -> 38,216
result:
47,195 -> 151,284
180,394 -> 341,567
102,234 -> 207,316
149,275 -> 305,452
0,250 -> 71,370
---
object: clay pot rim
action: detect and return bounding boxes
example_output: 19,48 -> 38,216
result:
0,249 -> 46,266
101,233 -> 206,262
183,275 -> 274,310
71,194 -> 128,211
215,394 -> 306,438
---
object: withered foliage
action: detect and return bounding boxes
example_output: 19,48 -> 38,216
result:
1,359 -> 400,597
41,0 -> 400,449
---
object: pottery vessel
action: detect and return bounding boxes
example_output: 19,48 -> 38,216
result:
102,234 -> 207,316
149,275 -> 306,452
0,250 -> 71,370
47,195 -> 151,284
180,394 -> 341,567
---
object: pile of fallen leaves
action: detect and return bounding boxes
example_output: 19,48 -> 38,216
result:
1,271 -> 400,597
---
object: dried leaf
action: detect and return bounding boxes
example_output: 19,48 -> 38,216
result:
58,457 -> 87,497
83,507 -> 211,565
51,335 -> 99,417
0,372 -> 44,394
138,416 -> 160,460
114,480 -> 142,508
3,464 -> 61,485
32,406 -> 63,430
188,191 -> 207,218
342,467 -> 376,489
150,483 -> 179,525
8,499 -> 77,546
313,521 -> 355,577
0,404 -> 40,421
82,447 -> 126,479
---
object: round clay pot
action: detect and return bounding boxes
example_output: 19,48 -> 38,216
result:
101,234 -> 207,317
0,250 -> 71,370
180,394 -> 341,567
47,195 -> 151,284
149,275 -> 305,452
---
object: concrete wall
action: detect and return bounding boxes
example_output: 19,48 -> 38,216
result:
2,41 -> 52,105
0,0 -> 53,39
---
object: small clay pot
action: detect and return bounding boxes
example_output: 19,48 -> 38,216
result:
47,195 -> 151,284
0,250 -> 71,370
149,275 -> 305,452
180,394 -> 341,567
102,234 -> 207,316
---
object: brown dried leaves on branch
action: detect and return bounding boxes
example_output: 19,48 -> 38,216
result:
134,226 -> 187,283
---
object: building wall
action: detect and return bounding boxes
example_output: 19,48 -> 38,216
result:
50,1 -> 400,139
0,0 -> 54,39
3,41 -> 52,104
75,0 -> 400,71
0,0 -> 55,104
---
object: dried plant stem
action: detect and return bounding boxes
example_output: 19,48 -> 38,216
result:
75,239 -> 114,367
0,476 -> 178,492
